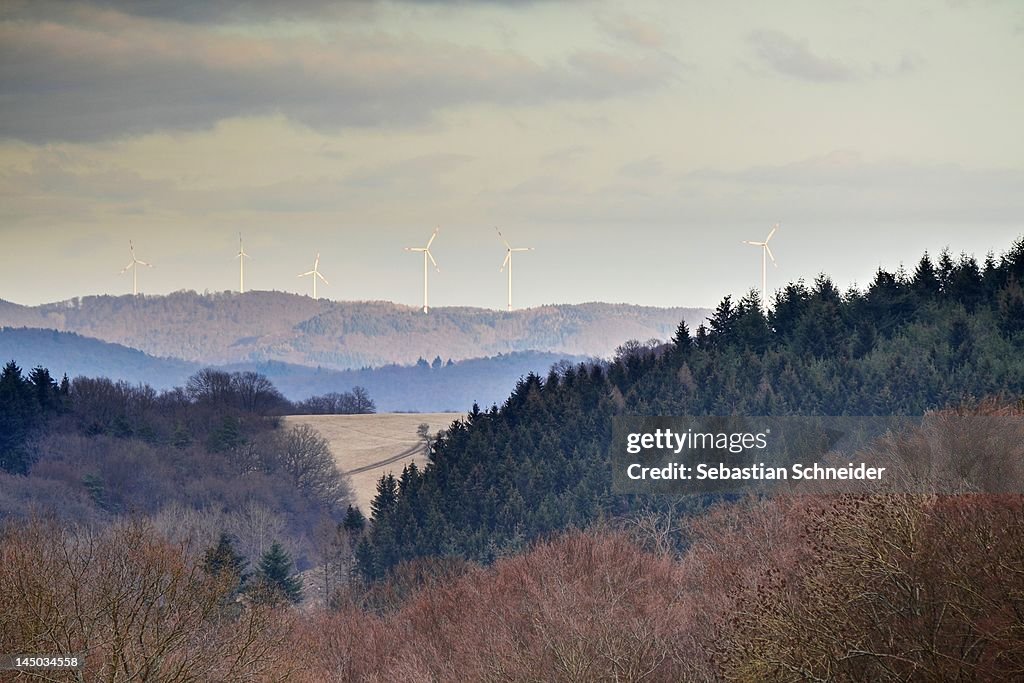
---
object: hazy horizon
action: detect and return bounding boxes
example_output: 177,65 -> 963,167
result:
2,1 -> 1021,309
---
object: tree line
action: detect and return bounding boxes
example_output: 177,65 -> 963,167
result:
357,238 -> 1024,579
0,366 -> 365,572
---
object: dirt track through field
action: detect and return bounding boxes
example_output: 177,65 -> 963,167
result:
343,444 -> 424,476
284,413 -> 462,512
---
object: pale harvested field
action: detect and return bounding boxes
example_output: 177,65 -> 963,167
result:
284,413 -> 463,513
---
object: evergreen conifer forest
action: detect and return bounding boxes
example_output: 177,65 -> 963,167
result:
4,238 -> 1024,680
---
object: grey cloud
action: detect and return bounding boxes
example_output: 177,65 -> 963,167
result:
0,149 -> 470,221
343,153 -> 474,190
541,145 -> 588,164
0,11 -> 672,143
747,30 -> 854,82
599,13 -> 668,49
491,152 -> 1024,227
618,156 -> 663,179
2,0 -> 545,24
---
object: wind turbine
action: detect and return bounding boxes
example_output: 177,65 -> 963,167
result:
297,252 -> 328,299
405,228 -> 440,314
496,227 -> 534,311
743,223 -> 779,308
236,232 -> 250,294
119,240 -> 153,296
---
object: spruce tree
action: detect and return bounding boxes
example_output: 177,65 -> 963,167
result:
370,474 -> 398,520
0,361 -> 37,474
671,319 -> 692,354
203,533 -> 249,593
342,505 -> 366,537
255,542 -> 303,604
912,253 -> 941,300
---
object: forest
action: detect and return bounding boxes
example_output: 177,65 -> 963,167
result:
357,240 -> 1024,577
3,238 -> 1024,681
0,294 -> 704,370
0,365 -> 372,578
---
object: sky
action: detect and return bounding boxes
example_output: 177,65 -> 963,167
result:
1,0 -> 1022,309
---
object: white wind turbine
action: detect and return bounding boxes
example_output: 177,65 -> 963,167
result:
297,252 -> 328,299
405,228 -> 440,314
496,227 -> 534,312
743,223 -> 779,308
236,232 -> 250,294
119,240 -> 153,296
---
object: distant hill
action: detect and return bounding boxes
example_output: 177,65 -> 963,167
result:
233,352 -> 589,412
0,292 -> 706,370
0,327 -> 198,388
0,327 -> 587,412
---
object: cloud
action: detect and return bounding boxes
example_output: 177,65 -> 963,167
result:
492,151 -> 1024,227
747,30 -> 854,83
0,7 -> 673,143
599,13 -> 667,49
618,156 -> 663,179
3,0 -> 537,24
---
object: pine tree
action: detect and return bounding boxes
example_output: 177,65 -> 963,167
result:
254,542 -> 303,604
203,533 -> 249,595
671,319 -> 692,354
937,248 -> 955,293
370,473 -> 398,521
355,536 -> 377,582
707,295 -> 736,345
342,505 -> 366,538
694,324 -> 709,348
0,361 -> 38,474
912,253 -> 940,300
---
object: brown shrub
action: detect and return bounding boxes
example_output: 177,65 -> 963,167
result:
294,531 -> 698,682
0,518 -> 294,682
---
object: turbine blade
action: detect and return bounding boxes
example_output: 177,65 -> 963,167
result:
120,263 -> 134,274
136,260 -> 153,268
766,224 -> 778,242
298,271 -> 314,277
501,252 -> 511,271
496,227 -> 511,250
765,244 -> 777,266
317,272 -> 329,284
406,247 -> 425,252
744,241 -> 765,246
427,250 -> 439,270
512,247 -> 533,252
426,228 -> 439,250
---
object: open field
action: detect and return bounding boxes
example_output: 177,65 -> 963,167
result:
284,413 -> 463,512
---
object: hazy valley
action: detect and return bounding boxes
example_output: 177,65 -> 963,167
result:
0,292 -> 707,370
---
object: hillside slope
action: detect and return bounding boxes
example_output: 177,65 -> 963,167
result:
0,327 -> 199,388
0,292 -> 707,370
284,413 -> 461,512
0,328 -> 587,412
356,238 -> 1024,578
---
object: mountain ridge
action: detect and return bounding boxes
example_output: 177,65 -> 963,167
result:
0,291 -> 707,371
0,327 -> 589,412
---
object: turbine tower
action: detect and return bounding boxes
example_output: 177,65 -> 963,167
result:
496,227 -> 534,311
405,228 -> 440,314
119,240 -> 153,296
297,252 -> 328,299
236,232 -> 250,294
743,223 -> 779,308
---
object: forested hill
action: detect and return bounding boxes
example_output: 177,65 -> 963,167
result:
0,328 -> 585,412
357,240 -> 1024,579
0,293 -> 706,370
